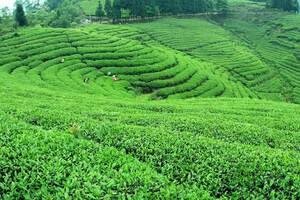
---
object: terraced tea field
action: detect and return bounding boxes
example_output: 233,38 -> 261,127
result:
0,15 -> 300,199
88,24 -> 260,99
130,18 -> 284,101
0,26 -> 257,100
1,70 -> 300,199
128,14 -> 300,104
223,14 -> 300,103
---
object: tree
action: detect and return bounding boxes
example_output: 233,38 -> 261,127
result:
108,0 -> 218,20
135,0 -> 146,18
216,0 -> 228,14
46,0 -> 64,10
267,0 -> 298,11
23,0 -> 40,13
112,0 -> 121,22
28,8 -> 56,27
96,1 -> 105,18
50,0 -> 82,28
145,0 -> 159,17
15,4 -> 27,26
21,0 -> 44,26
170,0 -> 182,14
105,0 -> 113,18
0,7 -> 15,35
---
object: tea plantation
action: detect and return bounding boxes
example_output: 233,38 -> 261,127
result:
223,13 -> 300,104
1,6 -> 300,199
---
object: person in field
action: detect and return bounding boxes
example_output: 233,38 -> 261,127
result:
113,75 -> 118,81
83,77 -> 89,83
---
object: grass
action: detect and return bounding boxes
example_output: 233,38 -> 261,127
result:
1,8 -> 300,199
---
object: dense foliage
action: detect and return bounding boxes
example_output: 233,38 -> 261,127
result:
15,4 -> 27,26
0,7 -> 14,34
103,0 -> 229,19
104,0 -> 113,18
96,1 -> 105,18
46,0 -> 64,10
267,0 -> 299,11
1,0 -> 299,30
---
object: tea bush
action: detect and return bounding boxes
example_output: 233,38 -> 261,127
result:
1,18 -> 300,199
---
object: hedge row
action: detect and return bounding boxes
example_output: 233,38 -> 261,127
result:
0,61 -> 23,73
99,56 -> 177,75
3,100 -> 299,199
169,79 -> 216,99
0,56 -> 21,66
200,81 -> 225,98
85,54 -> 168,68
77,41 -> 141,54
0,113 -> 203,199
16,43 -> 71,59
57,63 -> 88,89
72,38 -> 122,47
82,48 -> 152,60
119,57 -> 187,82
116,44 -> 146,53
133,66 -> 197,89
23,48 -> 77,65
11,66 -> 30,76
21,36 -> 69,48
27,54 -> 82,78
41,59 -> 83,83
0,31 -> 63,47
157,70 -> 208,98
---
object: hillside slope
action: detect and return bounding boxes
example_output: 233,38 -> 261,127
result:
86,24 -> 261,99
130,18 -> 285,102
223,13 -> 300,103
0,27 -> 255,99
1,70 -> 300,199
123,4 -> 300,103
1,5 -> 300,199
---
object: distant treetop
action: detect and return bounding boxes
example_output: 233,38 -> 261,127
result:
266,0 -> 298,11
15,3 -> 27,26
